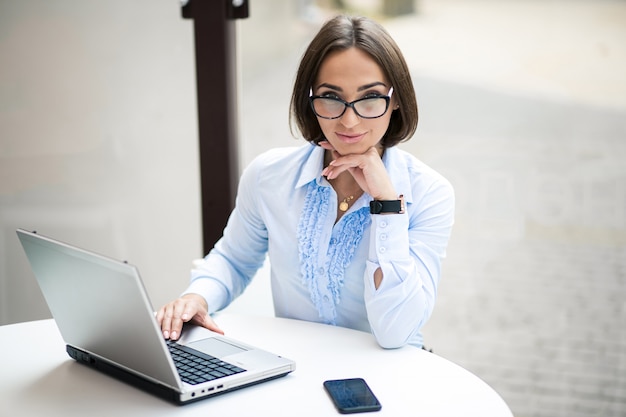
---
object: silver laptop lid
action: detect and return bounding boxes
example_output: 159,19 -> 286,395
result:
17,229 -> 181,389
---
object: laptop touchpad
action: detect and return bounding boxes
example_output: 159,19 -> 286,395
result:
187,338 -> 247,357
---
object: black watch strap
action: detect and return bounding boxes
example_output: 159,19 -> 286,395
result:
370,199 -> 402,214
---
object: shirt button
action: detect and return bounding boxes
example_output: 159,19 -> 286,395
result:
380,233 -> 387,241
379,220 -> 388,228
379,247 -> 386,254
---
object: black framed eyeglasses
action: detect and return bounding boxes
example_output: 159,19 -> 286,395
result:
309,87 -> 394,119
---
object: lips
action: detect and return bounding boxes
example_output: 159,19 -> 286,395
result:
336,132 -> 366,144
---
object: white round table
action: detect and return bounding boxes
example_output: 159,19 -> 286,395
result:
0,313 -> 513,416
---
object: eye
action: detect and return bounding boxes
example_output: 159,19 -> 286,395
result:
361,90 -> 385,99
319,91 -> 342,100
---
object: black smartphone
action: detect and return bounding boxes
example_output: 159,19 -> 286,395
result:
323,378 -> 382,414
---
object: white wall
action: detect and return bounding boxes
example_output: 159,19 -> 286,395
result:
0,0 -> 201,324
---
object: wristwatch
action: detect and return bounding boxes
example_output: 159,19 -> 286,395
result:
369,195 -> 404,214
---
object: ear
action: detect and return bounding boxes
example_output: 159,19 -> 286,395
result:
392,96 -> 399,110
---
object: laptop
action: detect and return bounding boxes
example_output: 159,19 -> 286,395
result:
16,228 -> 296,405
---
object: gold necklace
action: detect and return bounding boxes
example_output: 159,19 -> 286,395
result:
339,195 -> 354,212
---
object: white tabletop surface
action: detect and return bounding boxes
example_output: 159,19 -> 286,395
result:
0,313 -> 513,416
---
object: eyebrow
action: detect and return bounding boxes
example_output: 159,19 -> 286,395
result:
314,81 -> 387,92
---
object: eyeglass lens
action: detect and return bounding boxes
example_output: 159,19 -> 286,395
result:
312,96 -> 388,119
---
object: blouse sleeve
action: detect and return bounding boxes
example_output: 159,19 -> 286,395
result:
183,157 -> 269,313
364,177 -> 455,348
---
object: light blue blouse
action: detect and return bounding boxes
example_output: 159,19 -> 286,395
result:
184,143 -> 455,348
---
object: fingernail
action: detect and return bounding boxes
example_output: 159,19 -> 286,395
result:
163,330 -> 169,339
171,331 -> 177,340
181,313 -> 188,320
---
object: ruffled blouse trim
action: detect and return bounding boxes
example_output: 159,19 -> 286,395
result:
297,180 -> 370,325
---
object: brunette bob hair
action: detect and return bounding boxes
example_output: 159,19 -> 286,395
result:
290,15 -> 418,148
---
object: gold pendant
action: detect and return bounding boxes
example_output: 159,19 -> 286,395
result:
339,195 -> 353,212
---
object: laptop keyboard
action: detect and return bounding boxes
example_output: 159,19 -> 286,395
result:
167,340 -> 246,385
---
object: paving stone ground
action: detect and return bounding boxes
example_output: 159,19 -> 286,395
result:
236,2 -> 626,416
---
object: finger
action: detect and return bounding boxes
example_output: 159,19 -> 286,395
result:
155,306 -> 165,325
156,306 -> 172,339
160,304 -> 175,339
185,306 -> 223,334
323,155 -> 362,179
323,163 -> 351,180
200,314 -> 225,335
169,301 -> 190,340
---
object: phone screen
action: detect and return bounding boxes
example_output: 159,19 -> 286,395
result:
323,378 -> 382,414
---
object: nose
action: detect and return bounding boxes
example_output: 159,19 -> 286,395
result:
339,106 -> 360,128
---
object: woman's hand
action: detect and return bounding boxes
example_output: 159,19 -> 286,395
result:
156,293 -> 224,340
319,141 -> 397,200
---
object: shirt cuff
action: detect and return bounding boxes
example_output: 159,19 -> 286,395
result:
182,277 -> 229,314
368,212 -> 410,262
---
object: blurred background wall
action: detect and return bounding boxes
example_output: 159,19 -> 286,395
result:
0,0 -> 202,323
1,1 -> 625,416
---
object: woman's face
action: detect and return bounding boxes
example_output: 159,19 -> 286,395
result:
312,47 -> 395,156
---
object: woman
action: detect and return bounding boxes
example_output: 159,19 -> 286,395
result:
157,15 -> 454,349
